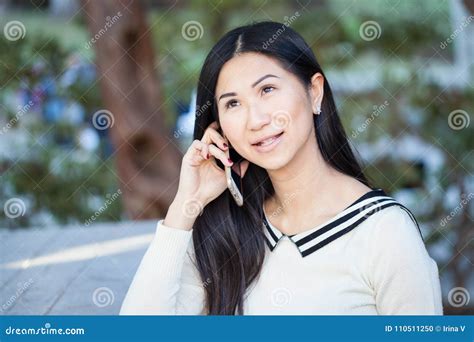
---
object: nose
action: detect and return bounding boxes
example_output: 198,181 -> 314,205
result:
246,100 -> 272,131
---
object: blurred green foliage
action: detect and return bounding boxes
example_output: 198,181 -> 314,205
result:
1,0 -> 472,233
0,31 -> 122,229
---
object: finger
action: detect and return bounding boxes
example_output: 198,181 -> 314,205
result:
202,127 -> 228,151
208,129 -> 229,150
199,142 -> 210,160
201,121 -> 219,142
187,140 -> 209,164
209,144 -> 233,166
209,121 -> 219,130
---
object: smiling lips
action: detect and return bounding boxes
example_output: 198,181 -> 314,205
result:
251,132 -> 284,152
251,132 -> 284,146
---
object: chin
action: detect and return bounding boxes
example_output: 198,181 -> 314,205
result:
251,154 -> 292,172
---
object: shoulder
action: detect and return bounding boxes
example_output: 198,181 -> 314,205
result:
359,206 -> 443,314
361,205 -> 434,274
367,205 -> 424,248
347,204 -> 426,262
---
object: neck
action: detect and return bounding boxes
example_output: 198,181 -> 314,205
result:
264,130 -> 368,228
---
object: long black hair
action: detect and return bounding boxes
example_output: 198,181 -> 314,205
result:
192,21 -> 369,315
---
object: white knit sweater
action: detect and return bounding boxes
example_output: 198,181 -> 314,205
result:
120,190 -> 443,315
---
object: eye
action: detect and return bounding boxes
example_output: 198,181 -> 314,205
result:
261,86 -> 275,94
225,99 -> 239,109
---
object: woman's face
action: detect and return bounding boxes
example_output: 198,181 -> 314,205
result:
215,52 -> 321,171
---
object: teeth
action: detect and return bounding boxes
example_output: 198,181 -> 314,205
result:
257,134 -> 280,147
258,137 -> 276,146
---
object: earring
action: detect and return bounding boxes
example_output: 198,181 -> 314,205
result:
315,105 -> 321,115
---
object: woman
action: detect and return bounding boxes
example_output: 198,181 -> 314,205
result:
120,21 -> 443,315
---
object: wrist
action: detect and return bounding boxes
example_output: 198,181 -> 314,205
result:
174,190 -> 207,214
163,193 -> 204,231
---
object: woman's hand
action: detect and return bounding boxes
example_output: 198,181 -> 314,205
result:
164,121 -> 249,230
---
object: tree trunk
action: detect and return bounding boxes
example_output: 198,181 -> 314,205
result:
82,0 -> 181,219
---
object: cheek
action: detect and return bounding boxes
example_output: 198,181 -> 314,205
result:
269,88 -> 309,120
276,95 -> 312,132
277,96 -> 314,153
220,115 -> 246,146
220,115 -> 256,162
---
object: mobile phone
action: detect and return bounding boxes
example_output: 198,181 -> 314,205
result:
225,147 -> 244,206
214,135 -> 245,206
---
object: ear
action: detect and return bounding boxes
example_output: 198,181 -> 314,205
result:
309,73 -> 324,114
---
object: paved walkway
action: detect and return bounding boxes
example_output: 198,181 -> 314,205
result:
0,220 -> 156,315
1,220 -> 472,315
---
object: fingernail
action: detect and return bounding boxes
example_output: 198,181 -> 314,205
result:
223,143 -> 228,149
206,153 -> 210,159
228,158 -> 233,165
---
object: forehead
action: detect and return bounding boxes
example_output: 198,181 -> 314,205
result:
216,52 -> 286,93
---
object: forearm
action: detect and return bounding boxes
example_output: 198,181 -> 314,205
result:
119,220 -> 193,315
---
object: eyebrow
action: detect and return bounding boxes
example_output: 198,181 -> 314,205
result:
218,74 -> 280,102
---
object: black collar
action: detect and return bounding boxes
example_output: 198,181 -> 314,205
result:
263,189 -> 421,258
